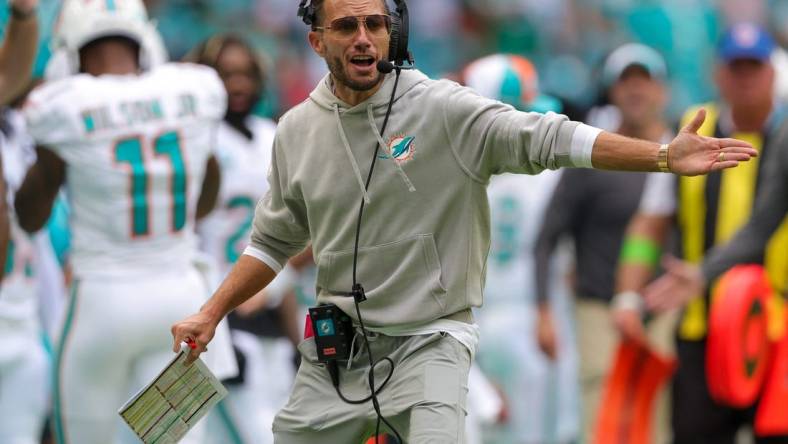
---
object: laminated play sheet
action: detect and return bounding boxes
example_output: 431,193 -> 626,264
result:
118,345 -> 227,444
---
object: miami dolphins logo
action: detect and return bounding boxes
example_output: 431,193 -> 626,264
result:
379,134 -> 416,162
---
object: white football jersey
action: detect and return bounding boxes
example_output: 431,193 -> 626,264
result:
198,117 -> 276,278
24,63 -> 227,277
478,170 -> 581,443
0,110 -> 39,324
484,171 -> 562,303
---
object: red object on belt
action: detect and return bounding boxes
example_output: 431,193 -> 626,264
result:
365,434 -> 397,444
304,314 -> 314,340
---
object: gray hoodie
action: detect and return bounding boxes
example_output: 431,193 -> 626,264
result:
246,69 -> 600,328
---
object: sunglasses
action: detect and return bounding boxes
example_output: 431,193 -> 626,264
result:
315,14 -> 392,38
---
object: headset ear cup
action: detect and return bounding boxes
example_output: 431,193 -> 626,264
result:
298,1 -> 315,26
305,5 -> 315,26
388,15 -> 401,63
388,0 -> 411,66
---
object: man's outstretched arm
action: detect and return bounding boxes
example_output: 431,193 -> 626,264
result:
592,109 -> 756,174
445,86 -> 755,180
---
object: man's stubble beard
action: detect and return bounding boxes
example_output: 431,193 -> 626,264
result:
327,54 -> 384,92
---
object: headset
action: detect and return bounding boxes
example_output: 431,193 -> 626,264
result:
298,0 -> 414,69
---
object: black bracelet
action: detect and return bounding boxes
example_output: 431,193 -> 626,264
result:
10,4 -> 36,21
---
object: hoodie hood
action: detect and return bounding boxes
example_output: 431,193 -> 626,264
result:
309,69 -> 430,113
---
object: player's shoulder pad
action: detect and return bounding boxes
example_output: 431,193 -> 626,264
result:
25,75 -> 94,115
154,62 -> 227,121
153,62 -> 219,82
23,75 -> 95,147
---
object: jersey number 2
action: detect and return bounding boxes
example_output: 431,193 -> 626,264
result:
225,196 -> 255,264
115,131 -> 186,237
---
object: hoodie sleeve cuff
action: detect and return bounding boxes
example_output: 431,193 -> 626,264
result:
569,124 -> 602,168
243,246 -> 284,274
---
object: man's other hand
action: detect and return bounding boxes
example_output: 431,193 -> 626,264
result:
171,311 -> 218,364
643,256 -> 705,313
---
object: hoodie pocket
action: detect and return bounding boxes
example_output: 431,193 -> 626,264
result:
317,234 -> 448,313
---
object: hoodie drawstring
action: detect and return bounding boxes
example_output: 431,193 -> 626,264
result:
347,330 -> 358,371
333,104 -> 371,204
366,105 -> 416,193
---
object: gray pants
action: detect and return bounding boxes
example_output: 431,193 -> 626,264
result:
273,331 -> 471,443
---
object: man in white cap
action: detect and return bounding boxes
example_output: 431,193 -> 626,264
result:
534,42 -> 672,441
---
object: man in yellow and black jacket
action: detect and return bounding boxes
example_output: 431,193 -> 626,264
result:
611,23 -> 788,444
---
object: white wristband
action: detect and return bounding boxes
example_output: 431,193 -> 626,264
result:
612,291 -> 645,314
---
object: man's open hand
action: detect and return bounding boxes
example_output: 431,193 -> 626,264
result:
667,108 -> 758,176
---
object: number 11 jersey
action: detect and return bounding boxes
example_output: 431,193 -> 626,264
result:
24,63 -> 227,278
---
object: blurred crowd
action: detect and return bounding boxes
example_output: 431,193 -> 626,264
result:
11,0 -> 788,119
144,0 -> 788,120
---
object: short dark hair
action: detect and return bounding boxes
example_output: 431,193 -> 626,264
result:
310,0 -> 390,30
79,36 -> 141,72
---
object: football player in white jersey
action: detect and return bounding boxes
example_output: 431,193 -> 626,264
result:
14,1 -> 236,443
463,55 -> 581,443
188,34 -> 298,444
0,103 -> 51,444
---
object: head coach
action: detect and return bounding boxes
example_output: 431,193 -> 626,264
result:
171,1 -> 757,442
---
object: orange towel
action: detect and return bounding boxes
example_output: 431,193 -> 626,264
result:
594,340 -> 676,444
